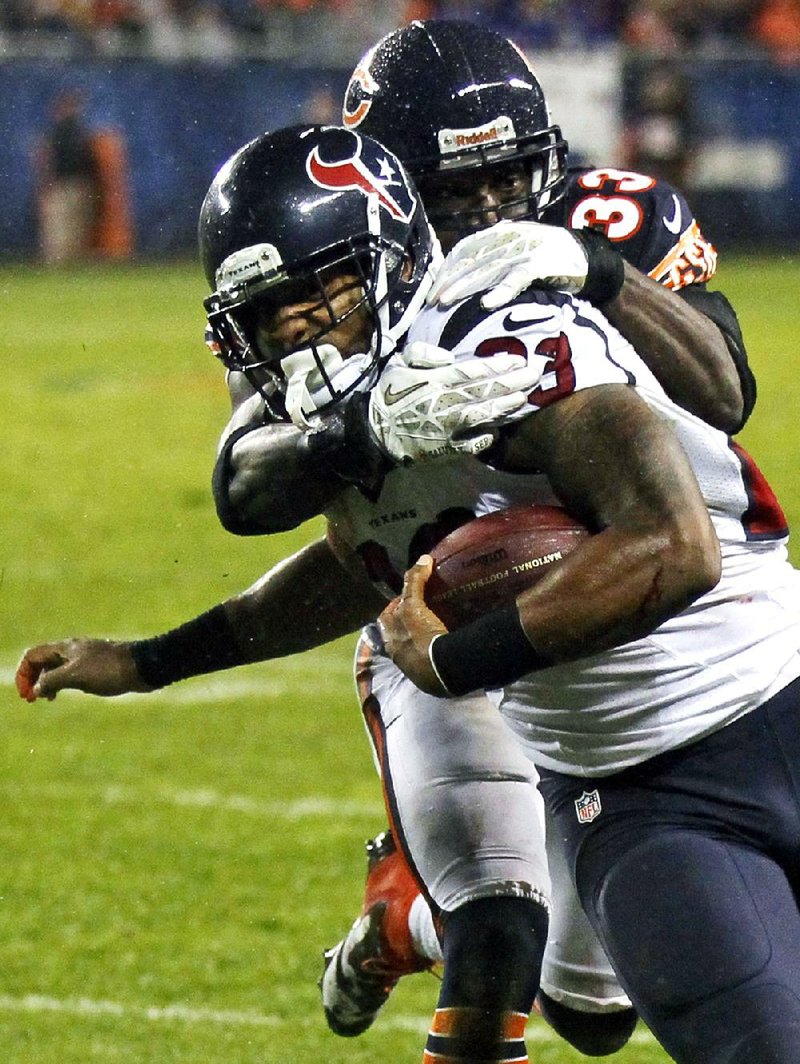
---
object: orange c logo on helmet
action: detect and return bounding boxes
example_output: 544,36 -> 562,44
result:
343,64 -> 379,129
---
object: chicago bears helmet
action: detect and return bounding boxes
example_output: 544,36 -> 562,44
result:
342,20 -> 568,233
199,124 -> 441,417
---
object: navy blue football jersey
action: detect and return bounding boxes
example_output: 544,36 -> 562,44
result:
544,167 -> 717,291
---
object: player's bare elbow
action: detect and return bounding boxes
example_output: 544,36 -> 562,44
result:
692,375 -> 744,436
666,516 -> 721,606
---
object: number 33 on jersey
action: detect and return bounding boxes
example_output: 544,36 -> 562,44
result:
562,167 -> 717,291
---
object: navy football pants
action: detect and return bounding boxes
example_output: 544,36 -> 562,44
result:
539,677 -> 800,1064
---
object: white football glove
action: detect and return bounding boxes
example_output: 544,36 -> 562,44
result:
283,344 -> 372,429
427,220 -> 590,310
368,341 -> 542,463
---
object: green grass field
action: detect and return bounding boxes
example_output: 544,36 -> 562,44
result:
1,255 -> 798,1063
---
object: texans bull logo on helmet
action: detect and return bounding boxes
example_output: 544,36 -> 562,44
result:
306,134 -> 416,224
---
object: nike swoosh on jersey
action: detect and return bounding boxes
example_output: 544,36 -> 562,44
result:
382,381 -> 428,405
663,194 -> 683,235
502,309 -> 558,332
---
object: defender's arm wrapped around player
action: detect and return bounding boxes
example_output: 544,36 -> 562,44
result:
427,171 -> 755,436
16,334 -> 539,701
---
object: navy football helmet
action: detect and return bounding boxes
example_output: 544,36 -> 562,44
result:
342,20 -> 568,235
199,124 -> 441,417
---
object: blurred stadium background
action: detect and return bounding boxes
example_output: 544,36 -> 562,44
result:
2,0 -> 800,256
1,3 -> 799,1062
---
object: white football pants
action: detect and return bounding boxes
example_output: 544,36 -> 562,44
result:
355,623 -> 630,1013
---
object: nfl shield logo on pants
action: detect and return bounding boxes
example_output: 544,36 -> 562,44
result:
575,789 -> 602,824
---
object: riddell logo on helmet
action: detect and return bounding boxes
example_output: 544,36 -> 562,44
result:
438,116 -> 516,156
458,128 -> 502,146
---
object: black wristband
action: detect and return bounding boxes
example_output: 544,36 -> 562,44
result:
130,604 -> 247,689
429,604 -> 548,696
571,228 -> 625,306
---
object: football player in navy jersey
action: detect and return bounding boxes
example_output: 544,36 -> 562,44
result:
337,19 -> 753,436
17,117 -> 800,1064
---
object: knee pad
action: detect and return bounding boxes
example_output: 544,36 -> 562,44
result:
537,991 -> 637,1056
668,983 -> 800,1064
439,895 -> 548,1012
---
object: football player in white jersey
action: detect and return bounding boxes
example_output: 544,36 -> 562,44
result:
205,21 -> 755,1057
372,261 -> 800,1064
311,18 -> 755,1055
23,23 -> 759,1064
16,125 -> 560,1064
18,121 -> 800,1064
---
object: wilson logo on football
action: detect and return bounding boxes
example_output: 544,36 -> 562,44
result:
306,141 -> 414,222
575,789 -> 602,824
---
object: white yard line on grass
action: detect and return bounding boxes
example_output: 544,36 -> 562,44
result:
0,779 -> 382,820
120,784 -> 383,820
1,653 -> 354,705
0,992 -> 657,1044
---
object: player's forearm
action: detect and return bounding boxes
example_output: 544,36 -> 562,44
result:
131,539 -> 383,688
483,386 -> 720,675
519,387 -> 720,658
214,422 -> 343,534
222,537 -> 385,660
603,264 -> 744,434
419,511 -> 719,697
515,517 -> 719,665
381,388 -> 723,698
17,541 -> 383,702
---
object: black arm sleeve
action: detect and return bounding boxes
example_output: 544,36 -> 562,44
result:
212,420 -> 273,536
678,285 -> 757,430
212,395 -> 394,536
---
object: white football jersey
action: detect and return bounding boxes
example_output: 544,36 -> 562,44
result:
326,290 -> 800,775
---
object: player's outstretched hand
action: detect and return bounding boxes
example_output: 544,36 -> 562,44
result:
379,555 -> 449,697
427,220 -> 590,309
15,639 -> 153,703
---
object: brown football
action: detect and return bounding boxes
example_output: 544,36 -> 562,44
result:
424,503 -> 590,630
